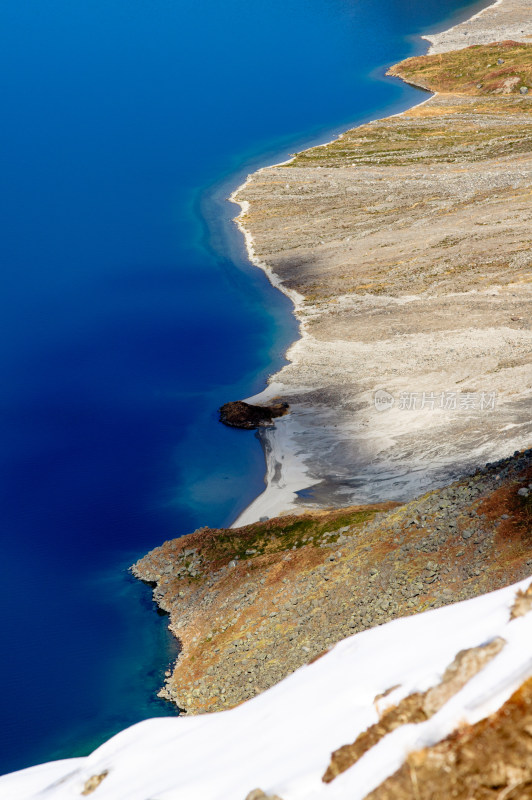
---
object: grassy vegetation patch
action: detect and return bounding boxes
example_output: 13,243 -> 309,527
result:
204,507 -> 383,563
284,44 -> 532,169
288,114 -> 532,167
389,41 -> 532,96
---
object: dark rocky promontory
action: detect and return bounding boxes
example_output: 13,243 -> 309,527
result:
219,400 -> 289,429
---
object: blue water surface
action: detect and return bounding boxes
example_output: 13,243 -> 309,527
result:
0,0 -> 490,775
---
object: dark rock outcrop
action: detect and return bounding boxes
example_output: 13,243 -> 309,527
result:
219,400 -> 289,429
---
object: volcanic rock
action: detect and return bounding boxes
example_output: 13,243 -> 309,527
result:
219,400 -> 289,429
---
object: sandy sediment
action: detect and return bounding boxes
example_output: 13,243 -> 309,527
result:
231,0 -> 532,527
424,0 -> 531,54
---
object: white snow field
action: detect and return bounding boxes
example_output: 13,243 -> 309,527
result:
2,576 -> 532,800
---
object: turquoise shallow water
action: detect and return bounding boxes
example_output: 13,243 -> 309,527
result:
0,0 -> 491,775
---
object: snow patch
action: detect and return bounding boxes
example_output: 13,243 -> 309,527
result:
2,578 -> 532,800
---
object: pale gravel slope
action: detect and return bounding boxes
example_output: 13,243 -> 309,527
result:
425,0 -> 532,54
233,0 -> 532,526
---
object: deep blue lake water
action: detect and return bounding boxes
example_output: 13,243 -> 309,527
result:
0,0 -> 491,775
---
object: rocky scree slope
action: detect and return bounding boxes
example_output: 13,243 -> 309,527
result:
133,447 -> 532,715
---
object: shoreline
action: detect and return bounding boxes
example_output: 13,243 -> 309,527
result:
228,93 -> 441,529
6,568 -> 532,797
422,0 -> 504,46
230,0 -> 532,527
131,446 -> 532,715
3,0 -> 532,793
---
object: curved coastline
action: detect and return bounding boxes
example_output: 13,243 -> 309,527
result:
230,0 -> 532,527
228,92 -> 438,528
2,0 -> 532,793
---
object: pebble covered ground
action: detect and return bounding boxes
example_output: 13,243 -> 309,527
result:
133,447 -> 532,715
232,38 -> 532,513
